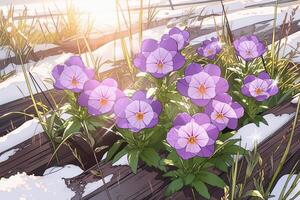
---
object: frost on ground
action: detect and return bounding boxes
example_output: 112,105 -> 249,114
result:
231,113 -> 295,151
0,165 -> 83,200
82,174 -> 113,197
0,148 -> 19,163
270,174 -> 300,200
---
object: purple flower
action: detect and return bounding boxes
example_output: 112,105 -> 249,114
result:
197,37 -> 222,59
114,91 -> 162,132
177,63 -> 229,106
78,78 -> 124,116
241,71 -> 279,101
161,27 -> 190,51
205,93 -> 244,131
133,38 -> 185,78
52,56 -> 94,93
166,113 -> 219,159
233,35 -> 266,61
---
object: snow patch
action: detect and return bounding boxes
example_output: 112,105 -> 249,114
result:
82,174 -> 113,197
270,174 -> 300,200
112,154 -> 129,166
231,113 -> 295,151
292,95 -> 299,104
0,148 -> 19,163
0,165 -> 83,200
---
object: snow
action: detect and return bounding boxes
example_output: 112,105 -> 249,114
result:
292,95 -> 299,104
0,118 -> 43,154
33,44 -> 58,53
0,53 -> 72,106
112,154 -> 129,166
82,174 -> 113,197
0,165 -> 83,200
0,148 -> 19,163
0,46 -> 15,60
231,113 -> 295,151
270,174 -> 300,200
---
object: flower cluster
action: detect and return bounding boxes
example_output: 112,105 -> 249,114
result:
241,71 -> 279,101
51,27 -> 279,163
197,37 -> 222,59
52,56 -> 94,93
167,113 -> 219,159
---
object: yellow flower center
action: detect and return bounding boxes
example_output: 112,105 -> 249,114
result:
157,61 -> 164,69
71,77 -> 79,86
188,136 -> 197,144
207,49 -> 213,55
198,84 -> 207,95
99,98 -> 108,106
215,112 -> 224,120
255,88 -> 263,95
135,112 -> 144,121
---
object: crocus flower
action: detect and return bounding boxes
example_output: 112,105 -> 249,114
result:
52,56 -> 94,92
114,91 -> 162,132
161,27 -> 190,51
78,78 -> 123,116
177,63 -> 229,106
233,35 -> 266,61
166,113 -> 219,159
197,37 -> 222,59
133,38 -> 185,78
205,93 -> 244,131
241,71 -> 279,101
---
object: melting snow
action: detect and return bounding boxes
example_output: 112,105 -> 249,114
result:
0,148 -> 19,163
112,154 -> 129,166
231,113 -> 295,151
0,165 -> 83,200
82,174 -> 113,197
270,174 -> 300,200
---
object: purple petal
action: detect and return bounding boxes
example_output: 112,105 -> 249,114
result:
147,115 -> 159,128
159,38 -> 178,52
206,124 -> 219,141
176,148 -> 195,160
215,77 -> 229,93
193,113 -> 210,125
191,98 -> 210,106
173,113 -> 193,126
169,27 -> 181,35
141,39 -> 158,52
197,145 -> 214,157
114,97 -> 131,118
184,63 -> 203,76
133,54 -> 146,71
172,53 -> 186,70
151,100 -> 162,115
85,68 -> 95,79
102,78 -> 118,88
268,85 -> 279,96
241,84 -> 251,97
132,91 -> 147,100
116,117 -> 130,129
227,118 -> 238,129
52,64 -> 65,79
214,93 -> 232,104
231,102 -> 244,118
65,56 -> 85,68
78,92 -> 89,107
258,71 -> 271,80
203,64 -> 221,76
176,78 -> 189,97
83,80 -> 100,92
166,127 -> 180,148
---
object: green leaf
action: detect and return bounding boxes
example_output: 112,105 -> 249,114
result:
165,178 -> 184,196
192,181 -> 210,199
128,150 -> 140,174
112,146 -> 128,164
163,171 -> 178,178
197,171 -> 226,188
242,190 -> 264,199
140,148 -> 161,168
63,120 -> 81,137
106,140 -> 124,162
183,174 -> 195,185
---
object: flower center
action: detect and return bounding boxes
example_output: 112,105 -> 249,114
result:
246,50 -> 253,56
198,84 -> 207,95
135,112 -> 144,121
71,77 -> 79,86
99,98 -> 108,106
156,60 -> 164,69
188,136 -> 197,144
215,112 -> 224,120
207,49 -> 213,55
255,88 -> 263,95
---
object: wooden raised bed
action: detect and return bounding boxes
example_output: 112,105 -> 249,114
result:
62,101 -> 298,200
